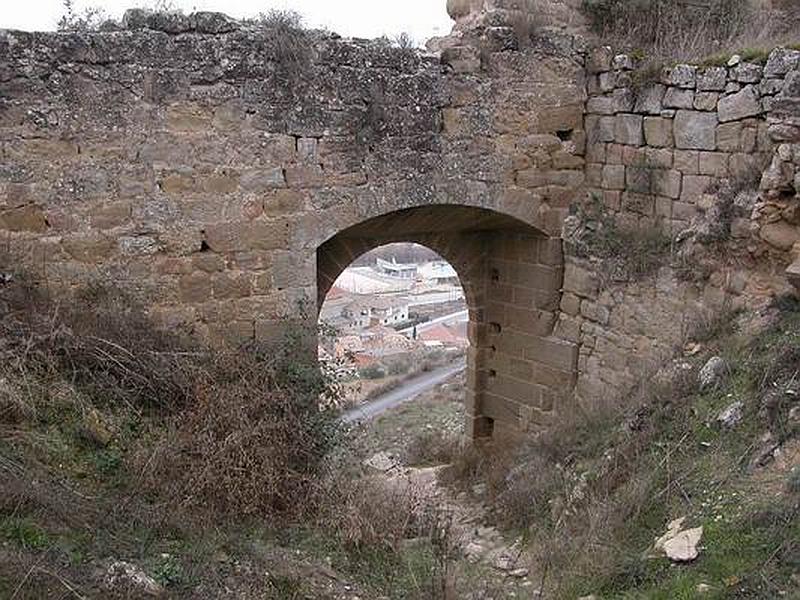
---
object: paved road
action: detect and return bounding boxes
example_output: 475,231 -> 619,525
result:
398,309 -> 469,337
342,360 -> 466,423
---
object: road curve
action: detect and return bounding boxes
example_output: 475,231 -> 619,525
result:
342,360 -> 466,423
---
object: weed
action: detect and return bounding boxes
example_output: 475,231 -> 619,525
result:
582,0 -> 796,66
266,574 -> 305,599
92,448 -> 123,477
257,9 -> 313,87
58,0 -> 106,31
568,194 -> 673,283
404,430 -> 461,467
0,517 -> 49,550
150,553 -> 185,587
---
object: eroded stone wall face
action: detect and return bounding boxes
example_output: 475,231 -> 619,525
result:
566,46 -> 800,407
0,15 -> 588,436
4,9 -> 796,437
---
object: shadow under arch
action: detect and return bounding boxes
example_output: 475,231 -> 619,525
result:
316,204 -> 577,440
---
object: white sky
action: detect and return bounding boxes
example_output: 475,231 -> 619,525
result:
1,0 -> 455,44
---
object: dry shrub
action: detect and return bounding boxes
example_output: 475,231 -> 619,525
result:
0,277 -> 196,430
404,430 -> 463,467
138,342 -> 342,522
582,0 -> 797,64
0,265 -> 344,524
568,194 -> 673,283
321,474 -> 432,550
257,9 -> 313,84
316,470 -> 456,600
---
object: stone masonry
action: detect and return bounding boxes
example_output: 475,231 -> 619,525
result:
1,5 -> 799,437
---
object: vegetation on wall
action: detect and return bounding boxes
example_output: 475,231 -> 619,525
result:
581,0 -> 797,66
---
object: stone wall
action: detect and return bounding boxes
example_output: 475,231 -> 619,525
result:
1,6 -> 799,435
566,45 -> 800,405
0,10 -> 587,437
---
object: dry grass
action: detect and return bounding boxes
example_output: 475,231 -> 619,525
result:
568,194 -> 673,283
0,264 -> 344,526
582,0 -> 798,65
257,9 -> 314,84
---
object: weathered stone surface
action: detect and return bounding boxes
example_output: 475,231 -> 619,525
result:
651,169 -> 682,199
602,165 -> 625,190
634,84 -> 666,115
764,47 -> 800,78
782,71 -> 800,98
697,67 -> 727,92
664,88 -> 694,109
674,110 -> 718,150
643,116 -> 673,147
732,63 -> 763,84
615,114 -> 644,145
760,221 -> 799,250
693,92 -> 719,111
718,86 -> 762,123
716,121 -> 743,151
588,46 -> 613,73
665,64 -> 697,89
0,205 -> 48,232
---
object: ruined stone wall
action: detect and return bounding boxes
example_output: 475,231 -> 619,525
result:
0,11 -> 587,436
2,7 -> 798,434
565,46 -> 800,405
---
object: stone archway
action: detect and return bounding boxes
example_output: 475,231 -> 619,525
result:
317,204 -> 578,439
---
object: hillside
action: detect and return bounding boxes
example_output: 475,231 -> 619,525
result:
1,270 -> 798,598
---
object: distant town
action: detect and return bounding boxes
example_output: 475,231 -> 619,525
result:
318,243 -> 468,387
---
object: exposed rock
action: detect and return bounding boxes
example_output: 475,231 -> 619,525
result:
104,561 -> 162,596
716,401 -> 744,429
699,356 -> 727,389
654,518 -> 703,562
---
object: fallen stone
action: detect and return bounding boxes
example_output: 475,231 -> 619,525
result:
699,356 -> 727,389
662,525 -> 703,562
363,451 -> 397,473
716,401 -> 744,429
104,561 -> 162,596
81,409 -> 114,447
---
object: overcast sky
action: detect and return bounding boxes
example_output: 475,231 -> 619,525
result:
1,0 -> 455,43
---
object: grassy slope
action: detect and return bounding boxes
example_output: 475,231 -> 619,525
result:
1,304 -> 798,598
516,306 -> 800,599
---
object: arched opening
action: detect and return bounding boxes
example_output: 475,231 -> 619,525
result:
318,242 -> 469,425
316,205 -> 578,439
